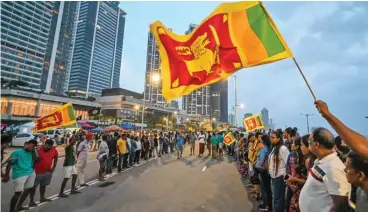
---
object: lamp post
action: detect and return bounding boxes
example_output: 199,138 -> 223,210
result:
141,73 -> 160,134
301,113 -> 314,134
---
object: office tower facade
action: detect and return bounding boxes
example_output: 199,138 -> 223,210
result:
229,113 -> 235,126
1,1 -> 54,89
182,23 -> 211,117
66,1 -> 126,96
210,79 -> 228,122
261,108 -> 270,129
39,1 -> 77,95
144,31 -> 178,108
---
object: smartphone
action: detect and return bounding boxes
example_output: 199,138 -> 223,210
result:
284,174 -> 289,180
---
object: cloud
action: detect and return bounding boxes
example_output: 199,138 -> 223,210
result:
235,1 -> 368,135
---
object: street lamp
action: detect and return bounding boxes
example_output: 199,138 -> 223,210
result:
301,113 -> 314,134
141,73 -> 160,133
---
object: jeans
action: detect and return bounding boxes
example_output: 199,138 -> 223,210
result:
123,153 -> 129,168
129,151 -> 135,166
106,158 -> 113,174
118,154 -> 124,171
260,171 -> 273,209
177,146 -> 183,158
271,176 -> 286,212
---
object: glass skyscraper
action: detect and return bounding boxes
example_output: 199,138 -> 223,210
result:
66,1 -> 126,97
1,1 -> 54,89
40,1 -> 77,95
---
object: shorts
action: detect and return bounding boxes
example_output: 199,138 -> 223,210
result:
63,165 -> 77,179
33,172 -> 53,188
13,172 -> 36,192
219,143 -> 224,149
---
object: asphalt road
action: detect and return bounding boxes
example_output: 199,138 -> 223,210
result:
1,144 -> 257,212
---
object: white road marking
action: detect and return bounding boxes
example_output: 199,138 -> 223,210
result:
202,166 -> 207,172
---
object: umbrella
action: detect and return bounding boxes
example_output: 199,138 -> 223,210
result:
77,121 -> 94,129
104,125 -> 121,131
90,127 -> 104,133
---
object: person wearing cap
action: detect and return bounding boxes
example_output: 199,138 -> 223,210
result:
76,132 -> 92,187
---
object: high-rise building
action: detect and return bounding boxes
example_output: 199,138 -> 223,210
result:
144,30 -> 178,108
182,23 -> 211,117
1,1 -> 54,89
65,1 -> 126,97
229,113 -> 235,126
261,108 -> 270,129
210,79 -> 228,122
39,1 -> 77,95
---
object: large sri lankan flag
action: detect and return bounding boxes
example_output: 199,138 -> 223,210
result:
33,102 -> 76,132
243,114 -> 264,132
150,1 -> 293,101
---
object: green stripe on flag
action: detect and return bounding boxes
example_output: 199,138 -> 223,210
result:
67,105 -> 76,121
246,4 -> 285,57
257,116 -> 264,127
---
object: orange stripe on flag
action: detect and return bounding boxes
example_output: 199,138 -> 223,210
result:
230,10 -> 268,65
61,107 -> 70,123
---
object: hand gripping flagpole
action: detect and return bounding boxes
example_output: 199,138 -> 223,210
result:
292,58 -> 317,101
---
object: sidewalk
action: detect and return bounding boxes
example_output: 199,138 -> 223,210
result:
3,145 -> 66,160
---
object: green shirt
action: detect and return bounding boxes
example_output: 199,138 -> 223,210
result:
9,149 -> 34,179
63,145 -> 76,167
211,136 -> 218,146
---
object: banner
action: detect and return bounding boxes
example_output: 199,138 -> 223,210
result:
33,102 -> 76,132
243,114 -> 264,132
223,132 -> 236,146
150,1 -> 293,101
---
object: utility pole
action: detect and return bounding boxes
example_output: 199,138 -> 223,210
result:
301,113 -> 314,134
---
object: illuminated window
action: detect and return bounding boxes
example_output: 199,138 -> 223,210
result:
54,10 -> 59,14
17,52 -> 23,57
50,88 -> 55,92
59,65 -> 64,70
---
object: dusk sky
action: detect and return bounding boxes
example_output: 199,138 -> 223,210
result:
118,1 -> 368,135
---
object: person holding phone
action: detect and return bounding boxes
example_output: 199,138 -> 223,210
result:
3,139 -> 38,212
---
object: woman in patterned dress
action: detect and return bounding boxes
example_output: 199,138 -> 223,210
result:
285,135 -> 312,212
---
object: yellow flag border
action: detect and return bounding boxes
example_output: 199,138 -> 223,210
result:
150,1 -> 294,102
243,114 -> 265,133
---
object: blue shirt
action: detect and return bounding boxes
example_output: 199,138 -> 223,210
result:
159,136 -> 164,145
217,135 -> 224,143
177,136 -> 184,147
9,149 -> 34,179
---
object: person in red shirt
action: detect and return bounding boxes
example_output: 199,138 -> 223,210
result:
29,139 -> 58,207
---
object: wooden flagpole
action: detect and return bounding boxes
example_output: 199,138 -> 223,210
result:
292,58 -> 317,100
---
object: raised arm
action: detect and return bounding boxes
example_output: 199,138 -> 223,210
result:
315,100 -> 368,159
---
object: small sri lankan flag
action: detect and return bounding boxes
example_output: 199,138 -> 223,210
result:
33,102 -> 76,132
224,132 -> 237,146
150,1 -> 293,101
243,114 -> 264,133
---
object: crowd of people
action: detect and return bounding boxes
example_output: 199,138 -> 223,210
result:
232,100 -> 368,212
1,100 -> 367,212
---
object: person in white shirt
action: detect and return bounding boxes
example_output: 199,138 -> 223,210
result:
135,137 -> 142,164
97,135 -> 109,181
268,129 -> 290,212
299,127 -> 350,212
198,131 -> 206,157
